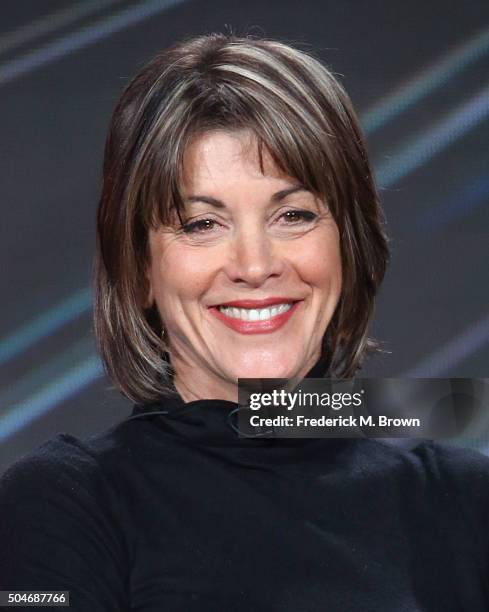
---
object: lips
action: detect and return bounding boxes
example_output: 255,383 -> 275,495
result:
208,300 -> 302,334
209,297 -> 301,309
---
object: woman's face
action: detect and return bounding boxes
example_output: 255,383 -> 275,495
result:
147,129 -> 342,401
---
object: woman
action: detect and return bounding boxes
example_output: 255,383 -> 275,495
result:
1,33 -> 489,611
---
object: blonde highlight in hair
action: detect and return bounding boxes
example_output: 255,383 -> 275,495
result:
94,33 -> 390,404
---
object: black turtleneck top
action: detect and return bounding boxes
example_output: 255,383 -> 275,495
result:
1,359 -> 489,611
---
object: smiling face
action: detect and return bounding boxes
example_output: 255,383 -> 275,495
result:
146,129 -> 342,402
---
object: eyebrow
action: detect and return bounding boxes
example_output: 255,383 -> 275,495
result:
184,185 -> 308,208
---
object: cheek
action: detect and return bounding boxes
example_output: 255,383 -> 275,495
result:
294,230 -> 342,291
149,245 -> 218,307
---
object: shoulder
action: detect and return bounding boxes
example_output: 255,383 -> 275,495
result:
410,439 -> 489,479
0,433 -> 105,501
370,439 -> 489,525
0,415 -> 179,506
0,431 -> 128,545
0,415 -> 146,488
0,429 -> 136,601
360,437 -> 489,477
352,438 -> 489,498
412,439 -> 489,496
0,420 -> 149,543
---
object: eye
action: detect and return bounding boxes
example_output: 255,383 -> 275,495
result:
278,209 -> 317,224
181,218 -> 219,234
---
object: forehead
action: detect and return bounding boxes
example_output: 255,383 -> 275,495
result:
180,129 -> 289,190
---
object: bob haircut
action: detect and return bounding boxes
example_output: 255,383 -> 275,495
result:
94,33 -> 390,405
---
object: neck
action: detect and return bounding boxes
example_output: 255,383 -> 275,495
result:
173,374 -> 240,404
170,351 -> 330,404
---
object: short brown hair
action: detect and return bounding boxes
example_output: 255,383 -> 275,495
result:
94,33 -> 390,404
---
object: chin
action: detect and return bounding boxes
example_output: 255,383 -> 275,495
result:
227,359 -> 297,381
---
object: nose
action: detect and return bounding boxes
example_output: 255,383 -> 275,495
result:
225,226 -> 284,287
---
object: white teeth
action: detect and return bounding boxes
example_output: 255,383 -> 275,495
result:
217,303 -> 293,321
249,309 -> 260,321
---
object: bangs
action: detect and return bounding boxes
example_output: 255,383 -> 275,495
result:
134,75 -> 346,236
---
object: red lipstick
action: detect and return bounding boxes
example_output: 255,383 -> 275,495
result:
210,297 -> 300,308
208,300 -> 302,334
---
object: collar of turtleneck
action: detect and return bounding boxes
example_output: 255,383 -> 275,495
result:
129,354 -> 331,448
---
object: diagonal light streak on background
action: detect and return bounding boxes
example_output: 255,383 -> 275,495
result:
0,0 -> 189,86
375,80 -> 489,186
0,0 -> 190,363
0,0 -> 123,57
362,25 -> 489,133
401,313 -> 489,378
0,356 -> 103,443
0,287 -> 91,366
0,0 -> 190,438
0,336 -> 96,409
